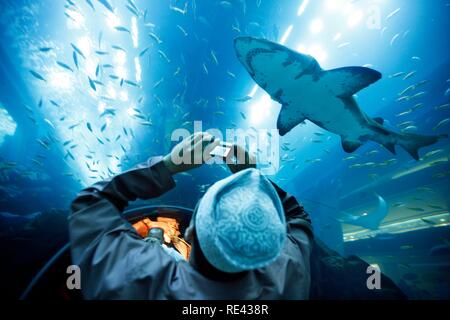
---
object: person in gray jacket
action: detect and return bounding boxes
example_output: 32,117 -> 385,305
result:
69,132 -> 313,299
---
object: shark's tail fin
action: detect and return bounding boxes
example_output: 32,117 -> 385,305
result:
398,132 -> 447,160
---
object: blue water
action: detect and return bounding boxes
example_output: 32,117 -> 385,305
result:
0,0 -> 449,299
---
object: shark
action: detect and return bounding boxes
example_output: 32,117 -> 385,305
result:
234,36 -> 444,160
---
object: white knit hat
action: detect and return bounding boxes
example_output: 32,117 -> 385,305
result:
194,168 -> 286,273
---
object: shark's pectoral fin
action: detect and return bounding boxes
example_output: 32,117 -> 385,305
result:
341,138 -> 363,153
277,104 -> 306,136
322,67 -> 382,98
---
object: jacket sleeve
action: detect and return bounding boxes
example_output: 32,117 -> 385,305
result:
271,182 -> 313,239
271,182 -> 313,297
68,156 -> 182,299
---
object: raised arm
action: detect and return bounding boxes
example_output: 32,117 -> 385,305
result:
69,133 -> 220,299
69,156 -> 179,299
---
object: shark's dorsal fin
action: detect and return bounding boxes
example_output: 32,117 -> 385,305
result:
277,104 -> 306,136
322,67 -> 382,98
